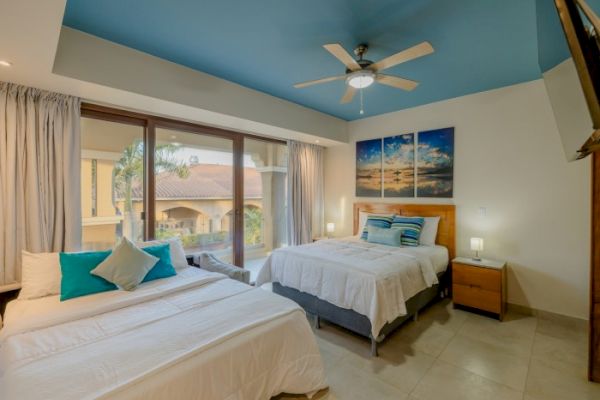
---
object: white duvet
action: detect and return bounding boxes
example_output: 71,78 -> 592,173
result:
256,239 -> 444,338
0,267 -> 327,400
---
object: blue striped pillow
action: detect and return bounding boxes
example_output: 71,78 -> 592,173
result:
361,215 -> 394,240
391,216 -> 425,246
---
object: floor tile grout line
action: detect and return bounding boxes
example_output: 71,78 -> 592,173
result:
427,312 -> 534,395
521,315 -> 539,400
405,308 -> 464,397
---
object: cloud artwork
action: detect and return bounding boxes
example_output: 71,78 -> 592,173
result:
356,138 -> 382,197
383,134 -> 415,197
417,127 -> 454,198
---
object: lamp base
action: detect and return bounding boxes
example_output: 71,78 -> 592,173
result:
472,257 -> 482,262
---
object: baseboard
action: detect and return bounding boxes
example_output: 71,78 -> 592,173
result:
507,302 -> 588,327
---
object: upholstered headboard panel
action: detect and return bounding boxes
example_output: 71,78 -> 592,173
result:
353,202 -> 456,260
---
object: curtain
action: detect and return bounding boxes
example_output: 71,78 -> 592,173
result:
0,82 -> 81,286
287,140 -> 324,245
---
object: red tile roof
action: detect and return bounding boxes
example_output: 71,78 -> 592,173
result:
129,164 -> 262,199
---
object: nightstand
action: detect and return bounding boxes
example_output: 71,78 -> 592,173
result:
452,257 -> 507,320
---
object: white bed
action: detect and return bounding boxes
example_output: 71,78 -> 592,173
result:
0,267 -> 327,400
256,238 -> 448,338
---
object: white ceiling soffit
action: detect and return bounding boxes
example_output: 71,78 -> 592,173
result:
0,0 -> 347,146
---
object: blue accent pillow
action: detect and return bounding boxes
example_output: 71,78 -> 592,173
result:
367,226 -> 402,247
391,216 -> 425,246
361,215 -> 394,240
141,243 -> 177,282
60,251 -> 118,301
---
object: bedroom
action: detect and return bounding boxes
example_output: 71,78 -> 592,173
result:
0,0 -> 599,399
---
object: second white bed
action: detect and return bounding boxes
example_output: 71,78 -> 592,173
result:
256,238 -> 449,338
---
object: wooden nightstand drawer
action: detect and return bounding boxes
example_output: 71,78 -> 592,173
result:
451,257 -> 507,320
453,263 -> 501,293
453,284 -> 501,314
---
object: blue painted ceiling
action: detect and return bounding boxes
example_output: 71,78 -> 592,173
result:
62,0 -> 572,120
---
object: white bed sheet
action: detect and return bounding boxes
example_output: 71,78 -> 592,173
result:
256,239 -> 448,338
0,267 -> 327,400
346,236 -> 449,274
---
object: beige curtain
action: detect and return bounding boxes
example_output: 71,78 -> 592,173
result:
0,82 -> 81,286
287,140 -> 324,245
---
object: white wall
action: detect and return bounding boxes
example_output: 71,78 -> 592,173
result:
53,28 -> 347,144
324,79 -> 591,319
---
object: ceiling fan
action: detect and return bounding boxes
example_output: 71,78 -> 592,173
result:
293,42 -> 434,105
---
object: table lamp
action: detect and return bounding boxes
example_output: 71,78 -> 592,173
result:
470,237 -> 484,261
326,222 -> 335,238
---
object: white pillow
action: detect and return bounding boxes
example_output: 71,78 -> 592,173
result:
92,237 -> 159,291
419,216 -> 441,246
18,250 -> 61,300
358,211 -> 395,236
138,237 -> 188,269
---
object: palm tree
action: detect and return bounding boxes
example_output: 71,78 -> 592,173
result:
244,206 -> 263,245
113,140 -> 189,239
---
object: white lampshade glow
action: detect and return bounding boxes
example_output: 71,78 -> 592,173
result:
347,70 -> 375,89
470,237 -> 484,261
326,222 -> 335,234
470,238 -> 484,251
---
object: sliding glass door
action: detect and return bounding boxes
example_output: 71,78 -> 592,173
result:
243,138 -> 287,272
154,126 -> 235,263
80,117 -> 145,250
80,104 -> 285,267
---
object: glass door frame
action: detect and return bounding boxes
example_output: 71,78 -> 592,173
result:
81,102 -> 286,267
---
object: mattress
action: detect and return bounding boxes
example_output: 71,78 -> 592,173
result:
256,239 -> 448,338
0,267 -> 327,400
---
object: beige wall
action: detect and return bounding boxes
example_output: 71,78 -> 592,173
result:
324,79 -> 591,319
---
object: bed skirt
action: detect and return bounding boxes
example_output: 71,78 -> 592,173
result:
272,269 -> 449,356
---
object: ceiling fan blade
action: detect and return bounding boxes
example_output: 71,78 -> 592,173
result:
323,44 -> 362,71
376,74 -> 419,91
294,75 -> 347,88
340,86 -> 356,104
370,41 -> 434,71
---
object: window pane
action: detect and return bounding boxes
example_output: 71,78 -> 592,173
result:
155,127 -> 234,263
243,139 -> 287,279
81,117 -> 145,250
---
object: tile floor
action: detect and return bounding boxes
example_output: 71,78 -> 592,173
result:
274,299 -> 599,400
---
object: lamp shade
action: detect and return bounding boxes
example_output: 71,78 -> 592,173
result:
470,237 -> 484,252
326,222 -> 335,233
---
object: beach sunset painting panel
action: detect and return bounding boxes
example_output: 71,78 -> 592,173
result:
417,127 -> 454,198
383,134 -> 415,197
356,138 -> 382,197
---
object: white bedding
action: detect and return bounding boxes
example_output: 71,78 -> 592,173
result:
0,267 -> 327,400
256,239 -> 448,338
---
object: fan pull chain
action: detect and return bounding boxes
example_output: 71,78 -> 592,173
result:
359,88 -> 365,115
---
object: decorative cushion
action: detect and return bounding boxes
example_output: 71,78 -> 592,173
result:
60,250 -> 117,301
360,214 -> 394,240
367,226 -> 402,247
194,253 -> 250,284
358,211 -> 394,237
141,243 -> 177,283
138,237 -> 188,269
391,216 -> 425,246
91,237 -> 159,291
18,251 -> 61,300
419,216 -> 441,246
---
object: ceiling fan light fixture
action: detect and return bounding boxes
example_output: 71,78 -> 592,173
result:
347,70 -> 375,89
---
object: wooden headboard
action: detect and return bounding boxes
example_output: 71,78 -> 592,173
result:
353,202 -> 456,260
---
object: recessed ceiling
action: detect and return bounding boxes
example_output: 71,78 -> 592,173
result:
63,0 -> 544,121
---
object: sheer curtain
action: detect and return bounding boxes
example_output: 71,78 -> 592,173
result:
287,140 -> 324,245
0,82 -> 81,287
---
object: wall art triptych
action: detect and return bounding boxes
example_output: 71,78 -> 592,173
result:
355,127 -> 454,198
